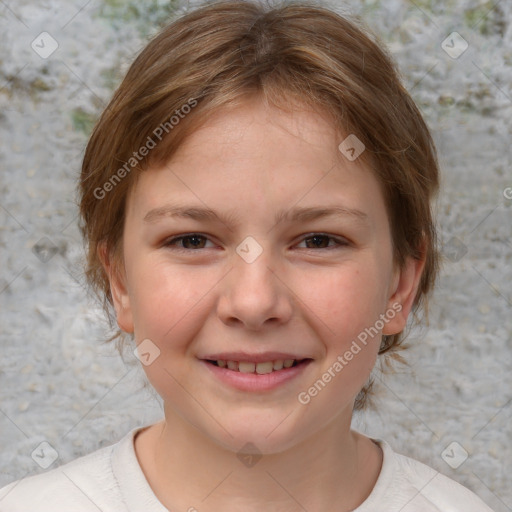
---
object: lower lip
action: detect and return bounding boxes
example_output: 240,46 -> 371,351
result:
200,360 -> 312,392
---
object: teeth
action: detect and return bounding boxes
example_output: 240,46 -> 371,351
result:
214,359 -> 302,373
273,360 -> 284,370
238,361 -> 256,373
256,361 -> 273,374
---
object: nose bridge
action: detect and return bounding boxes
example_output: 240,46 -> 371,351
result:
232,236 -> 279,299
217,237 -> 292,329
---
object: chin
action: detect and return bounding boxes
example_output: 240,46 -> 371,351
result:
205,415 -> 308,456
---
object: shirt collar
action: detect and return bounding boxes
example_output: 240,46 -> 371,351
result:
111,424 -> 170,512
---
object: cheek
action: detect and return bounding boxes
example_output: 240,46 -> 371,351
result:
297,262 -> 388,341
127,259 -> 213,342
295,268 -> 383,413
128,263 -> 214,403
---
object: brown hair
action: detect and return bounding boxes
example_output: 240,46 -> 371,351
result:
79,0 -> 439,409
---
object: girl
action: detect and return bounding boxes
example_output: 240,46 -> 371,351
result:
0,1 -> 496,510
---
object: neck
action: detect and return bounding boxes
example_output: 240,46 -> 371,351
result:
135,407 -> 382,512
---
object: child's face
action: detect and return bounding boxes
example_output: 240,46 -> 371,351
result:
109,95 -> 420,452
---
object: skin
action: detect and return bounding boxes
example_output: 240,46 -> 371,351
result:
100,95 -> 425,511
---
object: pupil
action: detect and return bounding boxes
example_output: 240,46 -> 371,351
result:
307,235 -> 327,249
185,235 -> 203,248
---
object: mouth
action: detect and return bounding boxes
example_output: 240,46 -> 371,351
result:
204,358 -> 310,374
200,357 -> 313,392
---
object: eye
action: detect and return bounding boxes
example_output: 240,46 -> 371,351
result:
296,234 -> 349,250
163,233 -> 349,252
164,234 -> 215,251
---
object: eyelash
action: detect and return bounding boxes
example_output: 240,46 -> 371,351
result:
163,233 -> 349,252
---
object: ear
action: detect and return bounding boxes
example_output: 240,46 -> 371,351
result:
382,247 -> 426,336
97,242 -> 134,333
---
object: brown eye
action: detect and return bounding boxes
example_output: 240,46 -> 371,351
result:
304,235 -> 330,249
299,234 -> 348,250
165,234 -> 212,250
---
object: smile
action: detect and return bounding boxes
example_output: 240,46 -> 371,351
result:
207,359 -> 305,374
201,358 -> 313,392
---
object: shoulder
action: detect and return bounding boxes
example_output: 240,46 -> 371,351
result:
361,438 -> 495,512
0,434 -> 127,512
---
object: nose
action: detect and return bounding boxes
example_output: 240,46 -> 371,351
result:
216,248 -> 293,331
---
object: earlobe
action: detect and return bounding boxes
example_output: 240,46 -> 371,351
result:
383,252 -> 426,336
97,242 -> 134,333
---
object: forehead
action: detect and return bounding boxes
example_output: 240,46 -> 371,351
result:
126,97 -> 387,228
168,96 -> 342,165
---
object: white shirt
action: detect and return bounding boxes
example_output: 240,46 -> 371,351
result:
0,425 -> 495,511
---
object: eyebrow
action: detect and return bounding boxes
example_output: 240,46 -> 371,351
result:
143,204 -> 368,226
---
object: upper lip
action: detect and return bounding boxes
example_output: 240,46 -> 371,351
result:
200,352 -> 312,363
